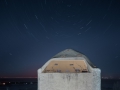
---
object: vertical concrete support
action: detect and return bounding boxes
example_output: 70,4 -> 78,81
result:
92,68 -> 101,90
38,71 -> 101,90
38,73 -> 93,90
37,49 -> 101,90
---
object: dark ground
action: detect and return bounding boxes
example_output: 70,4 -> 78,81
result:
0,78 -> 120,90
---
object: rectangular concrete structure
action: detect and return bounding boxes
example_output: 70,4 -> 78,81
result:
38,49 -> 101,90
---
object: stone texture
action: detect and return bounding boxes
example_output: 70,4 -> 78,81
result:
37,49 -> 101,90
39,73 -> 91,90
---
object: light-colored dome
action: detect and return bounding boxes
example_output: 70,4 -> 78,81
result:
52,49 -> 96,68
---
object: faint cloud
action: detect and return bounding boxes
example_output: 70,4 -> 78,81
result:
115,56 -> 118,58
67,5 -> 71,7
9,53 -> 12,55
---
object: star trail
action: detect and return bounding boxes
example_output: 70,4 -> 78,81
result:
0,0 -> 120,77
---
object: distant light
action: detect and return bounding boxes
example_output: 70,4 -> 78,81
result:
3,83 -> 5,85
9,82 -> 10,83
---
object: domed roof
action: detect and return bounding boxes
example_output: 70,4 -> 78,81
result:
53,49 -> 96,68
53,49 -> 82,58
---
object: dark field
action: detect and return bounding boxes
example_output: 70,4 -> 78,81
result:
0,78 -> 120,90
0,78 -> 37,90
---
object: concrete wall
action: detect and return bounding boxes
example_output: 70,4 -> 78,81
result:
38,69 -> 101,90
92,68 -> 101,90
40,57 -> 90,73
38,56 -> 101,90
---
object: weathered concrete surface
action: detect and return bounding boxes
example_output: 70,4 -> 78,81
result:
39,57 -> 93,73
38,69 -> 101,90
37,49 -> 101,90
92,68 -> 101,90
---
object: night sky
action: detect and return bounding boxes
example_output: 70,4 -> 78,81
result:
0,0 -> 120,77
